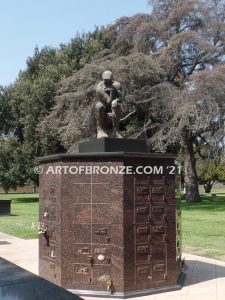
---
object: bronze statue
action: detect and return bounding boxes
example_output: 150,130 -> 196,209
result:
95,71 -> 123,138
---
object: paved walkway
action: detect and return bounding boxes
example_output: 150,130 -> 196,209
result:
0,232 -> 225,300
0,232 -> 38,275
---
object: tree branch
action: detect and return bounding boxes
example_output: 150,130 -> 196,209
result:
120,110 -> 136,122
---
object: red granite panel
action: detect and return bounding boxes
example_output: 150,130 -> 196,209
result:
92,204 -> 111,224
39,155 -> 180,295
73,204 -> 92,224
73,224 -> 91,243
92,225 -> 111,244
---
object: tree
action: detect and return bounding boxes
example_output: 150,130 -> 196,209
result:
0,85 -> 14,134
197,158 -> 225,193
4,1 -> 225,201
38,1 -> 225,202
0,27 -> 111,189
0,136 -> 29,192
38,52 -> 163,149
103,0 -> 225,202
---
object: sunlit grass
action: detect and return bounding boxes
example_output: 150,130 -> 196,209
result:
181,188 -> 225,261
0,194 -> 39,239
0,189 -> 225,262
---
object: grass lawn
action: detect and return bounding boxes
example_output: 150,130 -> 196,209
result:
0,193 -> 39,239
0,189 -> 225,262
181,188 -> 225,261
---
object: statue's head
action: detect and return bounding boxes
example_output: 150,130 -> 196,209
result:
102,71 -> 113,86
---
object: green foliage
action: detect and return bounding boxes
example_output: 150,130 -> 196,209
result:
81,27 -> 111,64
10,26 -> 110,149
196,158 -> 225,184
2,1 -> 225,196
0,194 -> 39,239
0,136 -> 33,192
182,189 -> 225,261
2,190 -> 225,262
0,26 -> 111,190
124,122 -> 140,137
0,86 -> 14,134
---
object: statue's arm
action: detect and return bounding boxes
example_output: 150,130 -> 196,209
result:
114,82 -> 123,102
96,83 -> 112,105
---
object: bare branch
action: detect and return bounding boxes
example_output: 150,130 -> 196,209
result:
120,110 -> 136,122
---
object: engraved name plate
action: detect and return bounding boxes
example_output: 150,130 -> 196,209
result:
94,248 -> 107,254
77,248 -> 90,255
152,226 -> 165,233
137,246 -> 150,255
137,266 -> 149,274
152,186 -> 165,194
152,206 -> 165,214
94,228 -> 108,235
153,264 -> 165,272
76,267 -> 89,275
136,186 -> 150,195
137,227 -> 149,234
136,207 -> 148,215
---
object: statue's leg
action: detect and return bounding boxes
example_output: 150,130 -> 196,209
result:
95,102 -> 111,138
111,100 -> 122,138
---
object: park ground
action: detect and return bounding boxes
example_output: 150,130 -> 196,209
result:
0,189 -> 225,261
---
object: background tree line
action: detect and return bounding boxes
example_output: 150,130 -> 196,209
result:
1,0 -> 225,201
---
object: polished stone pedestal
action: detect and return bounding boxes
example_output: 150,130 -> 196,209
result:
38,149 -> 184,298
78,138 -> 147,153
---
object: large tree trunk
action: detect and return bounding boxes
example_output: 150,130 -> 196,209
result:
183,129 -> 201,202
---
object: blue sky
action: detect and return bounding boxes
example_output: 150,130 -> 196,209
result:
0,0 -> 150,86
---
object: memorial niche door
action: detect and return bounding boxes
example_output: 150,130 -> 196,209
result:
131,170 -> 177,290
39,155 -> 181,297
72,166 -> 122,291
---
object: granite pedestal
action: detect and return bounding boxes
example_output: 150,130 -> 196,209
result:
38,139 -> 184,298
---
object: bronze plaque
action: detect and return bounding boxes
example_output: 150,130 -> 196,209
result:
136,186 -> 150,195
152,206 -> 165,215
94,248 -> 107,254
94,228 -> 108,235
153,264 -> 165,272
77,248 -> 90,255
137,246 -> 150,255
76,267 -> 90,275
152,226 -> 165,233
137,227 -> 149,234
136,207 -> 148,215
137,266 -> 149,275
152,186 -> 165,194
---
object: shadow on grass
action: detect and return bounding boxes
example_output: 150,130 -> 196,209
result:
12,198 -> 39,203
181,196 -> 225,212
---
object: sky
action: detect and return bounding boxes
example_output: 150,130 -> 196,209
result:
0,0 -> 150,86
